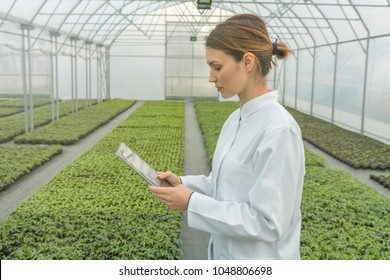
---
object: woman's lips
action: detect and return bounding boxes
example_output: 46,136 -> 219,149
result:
216,87 -> 222,91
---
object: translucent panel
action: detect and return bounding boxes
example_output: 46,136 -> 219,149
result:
307,4 -> 324,18
301,18 -> 320,28
334,41 -> 366,131
318,5 -> 345,19
166,77 -> 192,97
341,5 -> 360,20
5,0 -> 45,22
351,0 -> 388,4
193,41 -> 207,57
192,58 -> 208,77
0,51 -> 23,95
357,7 -> 390,36
292,4 -> 312,18
315,0 -> 344,4
111,56 -> 165,100
296,49 -> 313,113
283,56 -> 297,108
312,46 -> 335,121
364,36 -> 390,143
350,20 -> 369,39
166,58 -> 192,78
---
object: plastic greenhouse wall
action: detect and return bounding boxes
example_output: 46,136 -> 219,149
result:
275,35 -> 390,145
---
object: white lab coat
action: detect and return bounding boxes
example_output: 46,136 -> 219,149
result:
181,91 -> 305,260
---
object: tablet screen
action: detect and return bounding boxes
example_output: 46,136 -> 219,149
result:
116,143 -> 172,187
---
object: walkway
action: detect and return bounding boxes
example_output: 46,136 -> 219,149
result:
180,102 -> 210,260
0,101 -> 144,220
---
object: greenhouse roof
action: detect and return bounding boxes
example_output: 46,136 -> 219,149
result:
0,0 -> 389,51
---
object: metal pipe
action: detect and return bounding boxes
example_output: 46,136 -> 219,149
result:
310,46 -> 316,115
70,38 -> 75,113
361,38 -> 370,134
89,43 -> 92,106
73,38 -> 79,112
331,43 -> 339,123
54,35 -> 59,121
27,28 -> 34,130
85,42 -> 89,107
107,46 -> 111,99
294,50 -> 299,109
21,28 -> 29,133
50,36 -> 55,122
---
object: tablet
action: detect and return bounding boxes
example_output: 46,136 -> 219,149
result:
116,142 -> 173,187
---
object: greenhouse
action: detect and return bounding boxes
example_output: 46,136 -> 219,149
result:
0,0 -> 389,262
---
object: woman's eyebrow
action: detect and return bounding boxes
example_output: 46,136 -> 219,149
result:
207,60 -> 218,66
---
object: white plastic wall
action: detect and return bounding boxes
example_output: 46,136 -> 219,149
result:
110,44 -> 165,100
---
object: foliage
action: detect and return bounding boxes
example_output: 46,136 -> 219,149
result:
14,100 -> 136,145
0,101 -> 184,260
0,107 -> 24,118
370,174 -> 390,189
0,99 -> 96,143
194,100 -> 390,260
0,97 -> 52,108
301,167 -> 390,259
286,107 -> 390,170
0,145 -> 63,192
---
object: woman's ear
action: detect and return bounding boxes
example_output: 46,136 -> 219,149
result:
243,52 -> 255,72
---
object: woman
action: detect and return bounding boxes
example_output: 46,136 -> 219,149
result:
149,13 -> 305,260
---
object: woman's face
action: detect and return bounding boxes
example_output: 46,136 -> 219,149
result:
206,47 -> 248,100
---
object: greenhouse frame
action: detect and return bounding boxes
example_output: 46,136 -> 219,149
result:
0,0 -> 389,265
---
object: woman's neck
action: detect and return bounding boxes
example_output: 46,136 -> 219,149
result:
238,79 -> 270,105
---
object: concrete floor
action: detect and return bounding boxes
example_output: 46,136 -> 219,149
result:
180,102 -> 210,260
0,100 -> 388,260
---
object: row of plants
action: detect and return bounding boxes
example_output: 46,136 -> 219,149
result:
0,101 -> 185,259
370,174 -> 390,189
0,97 -> 52,108
0,145 -> 63,192
286,107 -> 390,171
13,99 -> 136,145
0,107 -> 24,118
0,97 -> 52,117
194,101 -> 390,259
0,99 -> 96,143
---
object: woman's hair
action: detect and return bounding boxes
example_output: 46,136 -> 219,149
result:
205,13 -> 292,77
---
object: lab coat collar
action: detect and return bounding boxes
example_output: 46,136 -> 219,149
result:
239,90 -> 278,122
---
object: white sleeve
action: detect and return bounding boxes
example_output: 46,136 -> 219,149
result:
180,173 -> 213,197
186,127 -> 305,242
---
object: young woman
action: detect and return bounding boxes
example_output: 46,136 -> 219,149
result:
149,13 -> 305,260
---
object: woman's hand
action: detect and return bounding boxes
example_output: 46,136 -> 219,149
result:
149,184 -> 194,210
156,171 -> 182,187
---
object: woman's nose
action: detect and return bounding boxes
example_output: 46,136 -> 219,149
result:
209,71 -> 217,83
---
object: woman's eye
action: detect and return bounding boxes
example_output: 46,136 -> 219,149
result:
214,67 -> 221,71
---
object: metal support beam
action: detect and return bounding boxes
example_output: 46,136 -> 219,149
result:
20,24 -> 35,132
361,38 -> 370,134
331,43 -> 339,123
294,50 -> 299,109
71,36 -> 80,112
50,31 -> 61,121
310,46 -> 316,115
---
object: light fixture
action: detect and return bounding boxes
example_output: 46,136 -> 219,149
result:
197,0 -> 212,10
